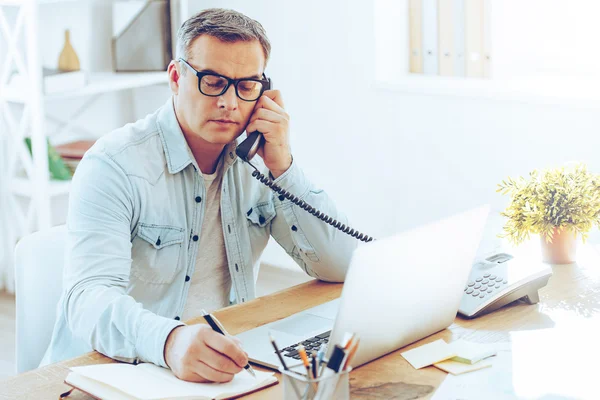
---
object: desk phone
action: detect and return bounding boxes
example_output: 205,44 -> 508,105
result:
458,251 -> 553,318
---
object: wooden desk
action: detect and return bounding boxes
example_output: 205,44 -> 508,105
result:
2,245 -> 600,399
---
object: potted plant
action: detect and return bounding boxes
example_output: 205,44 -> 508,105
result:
497,163 -> 600,264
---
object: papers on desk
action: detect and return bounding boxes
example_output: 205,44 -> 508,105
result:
433,318 -> 600,399
432,344 -> 516,400
401,339 -> 497,374
401,339 -> 457,369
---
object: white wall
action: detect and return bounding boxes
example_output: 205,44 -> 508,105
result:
185,0 -> 600,268
16,0 -> 600,271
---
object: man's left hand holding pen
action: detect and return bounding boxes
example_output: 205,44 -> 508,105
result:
163,312 -> 251,383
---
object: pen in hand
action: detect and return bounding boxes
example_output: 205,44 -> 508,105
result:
201,309 -> 257,378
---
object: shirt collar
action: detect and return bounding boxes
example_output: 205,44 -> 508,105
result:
156,97 -> 239,174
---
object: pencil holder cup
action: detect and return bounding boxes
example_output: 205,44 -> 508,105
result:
279,363 -> 351,400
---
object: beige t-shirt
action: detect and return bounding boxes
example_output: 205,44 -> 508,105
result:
182,158 -> 232,320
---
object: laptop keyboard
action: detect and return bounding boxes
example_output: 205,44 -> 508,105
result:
279,331 -> 331,360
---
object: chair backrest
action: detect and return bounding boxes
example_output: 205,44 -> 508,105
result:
14,225 -> 67,373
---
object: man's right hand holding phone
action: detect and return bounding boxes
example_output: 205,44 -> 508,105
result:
164,324 -> 249,383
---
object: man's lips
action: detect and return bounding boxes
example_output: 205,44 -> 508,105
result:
210,119 -> 238,124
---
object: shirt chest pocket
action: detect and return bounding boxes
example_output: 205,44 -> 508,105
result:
131,223 -> 185,284
246,200 -> 276,229
245,200 -> 277,252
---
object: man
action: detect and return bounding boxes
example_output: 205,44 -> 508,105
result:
41,8 -> 357,383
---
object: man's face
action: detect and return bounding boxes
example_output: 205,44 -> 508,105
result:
170,35 -> 266,146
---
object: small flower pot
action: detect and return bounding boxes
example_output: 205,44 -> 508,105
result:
540,227 -> 577,264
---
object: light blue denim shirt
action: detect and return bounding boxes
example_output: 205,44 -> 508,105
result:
40,98 -> 357,368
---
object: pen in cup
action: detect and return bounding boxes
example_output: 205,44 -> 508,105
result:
298,346 -> 312,378
269,333 -> 302,399
343,337 -> 360,371
317,343 -> 327,378
298,345 -> 318,394
313,344 -> 348,400
200,309 -> 256,378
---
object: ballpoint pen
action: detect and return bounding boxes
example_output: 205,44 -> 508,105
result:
317,343 -> 327,377
200,309 -> 257,378
311,351 -> 318,379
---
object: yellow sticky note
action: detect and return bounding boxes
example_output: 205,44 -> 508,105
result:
401,339 -> 457,369
449,339 -> 497,364
434,359 -> 493,375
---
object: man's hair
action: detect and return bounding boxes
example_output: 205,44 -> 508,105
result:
176,8 -> 271,72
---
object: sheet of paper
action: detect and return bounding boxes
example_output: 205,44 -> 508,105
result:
434,359 -> 492,375
432,344 -> 516,400
71,363 -> 275,399
449,339 -> 497,364
401,339 -> 456,369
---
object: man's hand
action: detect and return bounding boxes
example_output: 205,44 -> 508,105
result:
245,90 -> 292,179
164,324 -> 249,383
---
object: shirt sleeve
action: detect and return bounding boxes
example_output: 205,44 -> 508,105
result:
268,159 -> 359,282
62,150 -> 183,367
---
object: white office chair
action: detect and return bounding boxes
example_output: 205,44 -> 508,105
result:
14,224 -> 67,373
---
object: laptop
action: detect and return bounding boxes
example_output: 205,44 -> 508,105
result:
235,205 -> 490,369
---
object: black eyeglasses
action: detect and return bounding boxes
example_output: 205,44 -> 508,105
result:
179,58 -> 271,102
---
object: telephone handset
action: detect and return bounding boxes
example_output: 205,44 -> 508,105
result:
235,80 -> 374,242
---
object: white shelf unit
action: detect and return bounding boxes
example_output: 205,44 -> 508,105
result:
0,0 -> 168,292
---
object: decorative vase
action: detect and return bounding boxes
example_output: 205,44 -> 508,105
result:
540,227 -> 577,264
58,29 -> 80,72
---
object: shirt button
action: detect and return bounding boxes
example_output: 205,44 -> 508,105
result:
193,235 -> 199,241
259,215 -> 265,224
195,196 -> 202,203
174,316 -> 180,320
291,225 -> 298,231
185,275 -> 190,282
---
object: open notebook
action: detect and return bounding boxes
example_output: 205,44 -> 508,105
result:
64,363 -> 278,400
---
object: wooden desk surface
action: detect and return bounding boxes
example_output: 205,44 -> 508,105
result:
2,245 -> 600,400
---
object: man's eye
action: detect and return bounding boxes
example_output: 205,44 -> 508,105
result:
239,81 -> 257,92
202,76 -> 227,88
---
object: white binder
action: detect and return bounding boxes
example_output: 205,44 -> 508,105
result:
454,0 -> 466,77
409,0 -> 423,73
438,0 -> 455,76
422,0 -> 439,75
483,0 -> 492,78
465,0 -> 484,78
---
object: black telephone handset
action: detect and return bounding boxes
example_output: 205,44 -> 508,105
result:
235,78 -> 374,242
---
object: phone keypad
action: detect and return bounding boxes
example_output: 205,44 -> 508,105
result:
464,274 -> 508,299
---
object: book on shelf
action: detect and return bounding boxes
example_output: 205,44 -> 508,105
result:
9,67 -> 87,94
55,139 -> 96,174
55,140 -> 96,160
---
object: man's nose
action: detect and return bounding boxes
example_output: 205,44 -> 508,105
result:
217,83 -> 238,110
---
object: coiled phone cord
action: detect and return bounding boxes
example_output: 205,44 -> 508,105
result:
247,162 -> 375,243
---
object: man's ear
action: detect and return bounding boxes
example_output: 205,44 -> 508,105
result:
167,60 -> 180,95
